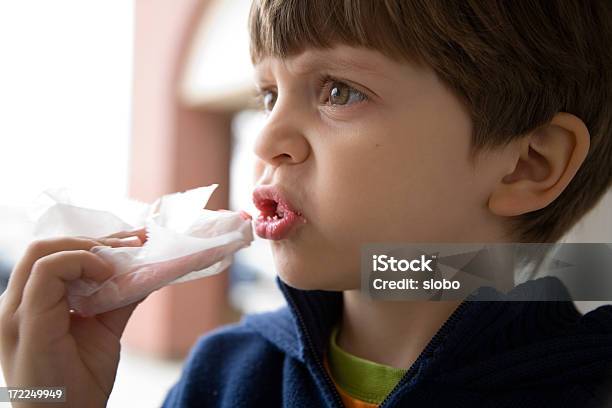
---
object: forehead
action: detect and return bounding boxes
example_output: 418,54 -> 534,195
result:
253,45 -> 393,79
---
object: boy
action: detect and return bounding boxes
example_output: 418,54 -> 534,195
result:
2,0 -> 612,407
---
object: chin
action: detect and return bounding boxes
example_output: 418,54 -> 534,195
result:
276,269 -> 329,291
272,247 -> 359,292
272,253 -> 320,290
268,229 -> 363,290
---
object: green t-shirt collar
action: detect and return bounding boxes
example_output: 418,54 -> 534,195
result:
327,326 -> 408,404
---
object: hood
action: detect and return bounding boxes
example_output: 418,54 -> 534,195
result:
244,275 -> 612,392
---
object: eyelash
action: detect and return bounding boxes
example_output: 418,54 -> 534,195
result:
255,75 -> 368,113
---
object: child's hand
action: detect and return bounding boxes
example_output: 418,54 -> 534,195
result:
0,229 -> 146,408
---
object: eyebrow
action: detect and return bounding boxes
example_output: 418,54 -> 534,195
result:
288,53 -> 382,76
255,51 -> 387,81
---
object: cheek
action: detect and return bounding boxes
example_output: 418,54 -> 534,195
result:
312,134 -> 411,243
314,102 -> 477,243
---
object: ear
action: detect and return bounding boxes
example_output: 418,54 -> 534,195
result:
488,112 -> 590,217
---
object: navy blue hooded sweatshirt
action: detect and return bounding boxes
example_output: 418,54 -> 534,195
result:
161,276 -> 612,407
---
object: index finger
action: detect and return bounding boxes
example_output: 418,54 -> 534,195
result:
2,237 -> 104,314
21,249 -> 114,316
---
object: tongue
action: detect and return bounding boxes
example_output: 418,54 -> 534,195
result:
255,199 -> 278,219
259,199 -> 277,215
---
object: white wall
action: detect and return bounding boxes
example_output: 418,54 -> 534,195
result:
0,1 -> 133,204
0,1 -> 134,261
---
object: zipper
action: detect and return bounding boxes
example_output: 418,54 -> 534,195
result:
283,291 -> 345,408
378,299 -> 472,407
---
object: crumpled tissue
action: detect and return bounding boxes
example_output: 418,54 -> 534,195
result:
31,184 -> 253,316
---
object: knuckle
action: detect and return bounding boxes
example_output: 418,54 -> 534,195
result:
24,237 -> 95,262
0,309 -> 17,341
30,255 -> 54,278
25,239 -> 52,258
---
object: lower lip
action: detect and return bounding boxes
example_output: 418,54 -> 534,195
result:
254,210 -> 305,240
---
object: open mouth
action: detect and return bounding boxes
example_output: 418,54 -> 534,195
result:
256,199 -> 295,221
258,199 -> 283,220
252,185 -> 305,240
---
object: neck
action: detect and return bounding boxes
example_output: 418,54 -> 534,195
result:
337,290 -> 463,369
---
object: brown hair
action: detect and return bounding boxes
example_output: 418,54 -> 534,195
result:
249,0 -> 612,243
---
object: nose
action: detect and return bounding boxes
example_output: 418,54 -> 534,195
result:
253,100 -> 310,169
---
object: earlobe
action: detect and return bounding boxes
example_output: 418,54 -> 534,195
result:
488,112 -> 590,217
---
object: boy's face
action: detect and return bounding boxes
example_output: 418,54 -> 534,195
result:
252,45 -> 512,290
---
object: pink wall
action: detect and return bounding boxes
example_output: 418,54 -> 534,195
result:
125,0 -> 236,358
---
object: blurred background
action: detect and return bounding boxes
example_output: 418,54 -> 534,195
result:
0,1 -> 610,407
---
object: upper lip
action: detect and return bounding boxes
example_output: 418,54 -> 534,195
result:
252,184 -> 302,217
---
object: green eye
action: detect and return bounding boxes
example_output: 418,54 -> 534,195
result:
328,81 -> 366,106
